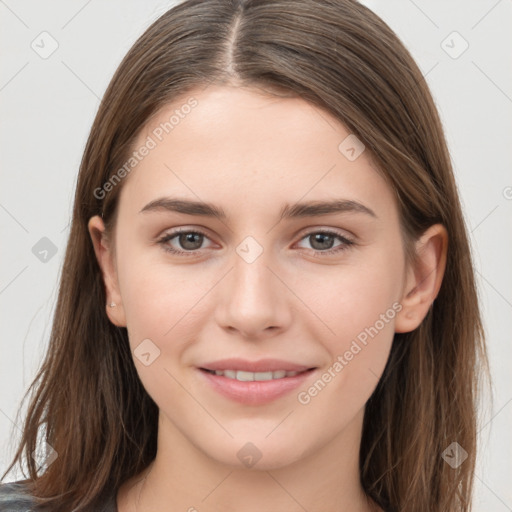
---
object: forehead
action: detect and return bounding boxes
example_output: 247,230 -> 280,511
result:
118,84 -> 395,223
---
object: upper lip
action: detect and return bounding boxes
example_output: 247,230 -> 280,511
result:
199,358 -> 316,373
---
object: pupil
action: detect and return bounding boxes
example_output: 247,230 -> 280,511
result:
312,233 -> 333,250
181,233 -> 202,250
177,233 -> 335,251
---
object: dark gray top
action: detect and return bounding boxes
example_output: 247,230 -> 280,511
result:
0,480 -> 118,511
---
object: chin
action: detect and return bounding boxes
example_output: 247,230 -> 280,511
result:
203,436 -> 311,471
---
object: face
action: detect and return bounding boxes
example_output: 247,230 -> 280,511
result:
93,84 -> 412,470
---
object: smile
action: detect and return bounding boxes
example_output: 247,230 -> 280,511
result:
201,369 -> 304,381
197,365 -> 317,405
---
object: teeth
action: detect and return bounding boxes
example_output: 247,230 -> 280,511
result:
236,370 -> 255,381
255,372 -> 274,381
209,369 -> 302,381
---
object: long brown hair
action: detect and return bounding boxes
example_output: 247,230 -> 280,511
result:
2,1 -> 487,510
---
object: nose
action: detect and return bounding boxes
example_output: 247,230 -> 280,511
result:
214,246 -> 293,340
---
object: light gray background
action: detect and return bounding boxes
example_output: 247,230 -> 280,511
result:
1,0 -> 511,509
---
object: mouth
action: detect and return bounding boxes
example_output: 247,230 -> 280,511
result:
196,359 -> 318,405
199,367 -> 315,381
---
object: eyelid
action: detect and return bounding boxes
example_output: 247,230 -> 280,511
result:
296,225 -> 355,242
157,225 -> 355,242
293,228 -> 355,254
156,225 -> 356,257
157,226 -> 215,250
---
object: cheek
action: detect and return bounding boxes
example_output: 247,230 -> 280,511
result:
294,285 -> 398,435
299,251 -> 402,402
115,254 -> 206,405
116,250 -> 220,370
305,253 -> 403,345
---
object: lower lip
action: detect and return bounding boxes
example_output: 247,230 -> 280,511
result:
197,368 -> 316,405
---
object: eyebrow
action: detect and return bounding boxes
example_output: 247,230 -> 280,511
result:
139,197 -> 377,220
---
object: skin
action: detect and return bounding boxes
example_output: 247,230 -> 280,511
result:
88,84 -> 447,512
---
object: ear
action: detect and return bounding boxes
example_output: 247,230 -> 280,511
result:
87,215 -> 127,327
395,224 -> 448,333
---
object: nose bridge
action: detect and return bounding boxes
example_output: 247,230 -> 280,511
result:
215,236 -> 291,337
231,237 -> 278,312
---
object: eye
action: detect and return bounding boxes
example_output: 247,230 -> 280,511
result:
157,228 -> 213,256
157,227 -> 354,258
295,229 -> 354,256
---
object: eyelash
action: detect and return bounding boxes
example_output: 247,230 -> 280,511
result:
156,227 -> 355,258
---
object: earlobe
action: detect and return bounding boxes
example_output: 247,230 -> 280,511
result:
395,224 -> 448,333
87,215 -> 127,327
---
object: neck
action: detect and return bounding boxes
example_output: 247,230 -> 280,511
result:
118,408 -> 379,512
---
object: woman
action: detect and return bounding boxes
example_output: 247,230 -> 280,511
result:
0,0 -> 487,511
